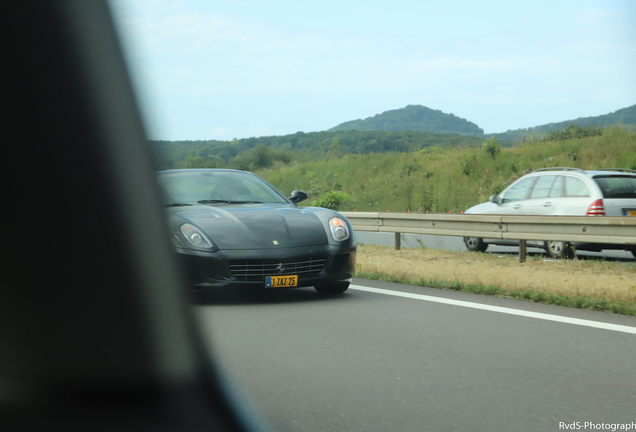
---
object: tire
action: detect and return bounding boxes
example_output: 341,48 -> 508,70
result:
314,282 -> 349,295
464,237 -> 488,252
545,241 -> 575,259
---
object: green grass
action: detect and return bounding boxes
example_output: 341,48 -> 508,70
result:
356,269 -> 636,316
257,126 -> 636,212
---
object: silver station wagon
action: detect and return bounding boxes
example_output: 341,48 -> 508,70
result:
463,168 -> 636,258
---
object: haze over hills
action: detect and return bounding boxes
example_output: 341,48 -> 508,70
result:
329,105 -> 484,136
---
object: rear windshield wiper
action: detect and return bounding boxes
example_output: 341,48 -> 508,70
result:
165,202 -> 193,207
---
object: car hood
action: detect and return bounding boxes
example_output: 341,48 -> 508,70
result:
465,201 -> 499,214
170,204 -> 329,250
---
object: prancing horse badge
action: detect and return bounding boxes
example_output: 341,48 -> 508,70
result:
272,240 -> 278,245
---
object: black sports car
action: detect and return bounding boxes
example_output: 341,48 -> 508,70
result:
158,169 -> 356,294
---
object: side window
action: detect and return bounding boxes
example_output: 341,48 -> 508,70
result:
530,176 -> 557,199
502,177 -> 536,202
548,176 -> 563,197
564,177 -> 590,197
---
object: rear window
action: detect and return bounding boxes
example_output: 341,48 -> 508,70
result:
593,175 -> 636,199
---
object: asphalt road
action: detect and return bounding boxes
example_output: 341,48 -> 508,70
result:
356,231 -> 636,262
193,280 -> 636,432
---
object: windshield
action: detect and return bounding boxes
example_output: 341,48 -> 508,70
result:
593,175 -> 636,199
158,170 -> 288,205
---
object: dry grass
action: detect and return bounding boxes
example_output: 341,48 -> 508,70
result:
357,244 -> 636,304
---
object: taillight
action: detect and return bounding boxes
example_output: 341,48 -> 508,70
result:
586,199 -> 605,216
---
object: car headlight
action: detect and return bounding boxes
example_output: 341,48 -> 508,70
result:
329,217 -> 350,241
180,223 -> 214,249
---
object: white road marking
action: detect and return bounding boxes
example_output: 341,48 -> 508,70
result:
350,285 -> 636,335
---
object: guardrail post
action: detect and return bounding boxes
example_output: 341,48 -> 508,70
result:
395,232 -> 401,250
519,240 -> 527,263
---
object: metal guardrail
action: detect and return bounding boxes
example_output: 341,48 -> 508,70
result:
340,211 -> 636,261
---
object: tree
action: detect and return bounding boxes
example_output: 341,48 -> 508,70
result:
251,144 -> 273,169
329,140 -> 341,158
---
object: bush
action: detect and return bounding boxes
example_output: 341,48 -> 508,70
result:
312,191 -> 354,210
482,137 -> 501,159
229,144 -> 293,171
461,154 -> 477,175
545,124 -> 602,142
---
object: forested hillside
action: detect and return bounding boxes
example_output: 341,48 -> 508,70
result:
492,104 -> 636,142
150,105 -> 634,177
328,104 -> 635,141
150,129 -> 486,171
328,105 -> 484,135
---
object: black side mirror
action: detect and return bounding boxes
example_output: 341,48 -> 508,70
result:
289,190 -> 308,204
489,195 -> 502,204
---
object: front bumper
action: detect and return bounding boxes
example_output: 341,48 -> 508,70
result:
175,243 -> 356,290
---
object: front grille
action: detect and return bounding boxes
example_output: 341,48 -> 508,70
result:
229,255 -> 326,281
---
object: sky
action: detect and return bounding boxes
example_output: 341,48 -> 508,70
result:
109,0 -> 636,141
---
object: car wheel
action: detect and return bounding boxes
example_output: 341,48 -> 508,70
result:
545,241 -> 575,259
314,282 -> 349,294
464,237 -> 488,252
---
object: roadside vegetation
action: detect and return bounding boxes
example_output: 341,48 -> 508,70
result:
151,129 -> 486,171
257,126 -> 636,212
356,244 -> 636,316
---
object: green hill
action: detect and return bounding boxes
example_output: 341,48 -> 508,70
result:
492,104 -> 636,142
150,104 -> 635,172
329,105 -> 484,135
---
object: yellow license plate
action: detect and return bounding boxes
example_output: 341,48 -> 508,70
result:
266,275 -> 298,288
628,211 -> 636,217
